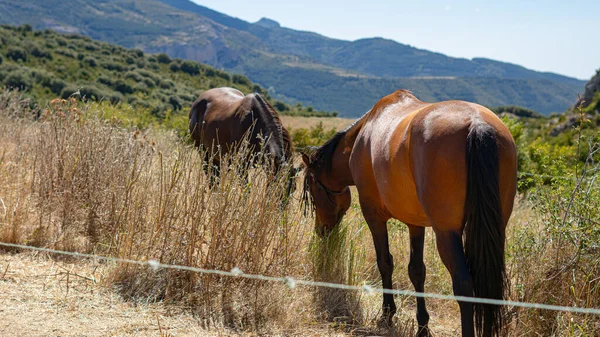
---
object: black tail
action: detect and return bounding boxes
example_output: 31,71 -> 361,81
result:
464,124 -> 506,337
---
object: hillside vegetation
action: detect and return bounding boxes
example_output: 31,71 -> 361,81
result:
0,24 -> 335,131
0,0 -> 585,116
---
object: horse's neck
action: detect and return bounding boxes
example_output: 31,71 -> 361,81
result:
328,117 -> 366,188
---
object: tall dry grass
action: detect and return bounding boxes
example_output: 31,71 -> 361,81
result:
0,90 -> 598,336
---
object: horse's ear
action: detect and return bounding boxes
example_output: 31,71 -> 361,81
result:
301,152 -> 311,166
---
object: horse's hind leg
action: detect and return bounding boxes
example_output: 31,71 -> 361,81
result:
434,228 -> 475,337
407,225 -> 430,336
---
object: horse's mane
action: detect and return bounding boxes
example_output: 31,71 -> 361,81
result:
309,106 -> 373,172
252,93 -> 294,161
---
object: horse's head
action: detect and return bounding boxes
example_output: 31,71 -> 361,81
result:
300,152 -> 351,236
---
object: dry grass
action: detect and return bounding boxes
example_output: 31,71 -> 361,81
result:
0,90 -> 598,336
280,116 -> 354,132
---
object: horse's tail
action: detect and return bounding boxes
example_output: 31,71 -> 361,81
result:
189,99 -> 208,146
464,123 -> 506,337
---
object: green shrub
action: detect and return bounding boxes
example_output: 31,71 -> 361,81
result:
232,74 -> 250,86
125,71 -> 143,82
56,37 -> 67,46
142,78 -> 156,88
60,85 -> 79,99
97,76 -> 114,87
102,62 -> 125,72
156,53 -> 171,63
49,78 -> 66,95
3,70 -> 33,90
290,122 -> 337,148
31,69 -> 53,87
180,61 -> 200,75
107,91 -> 124,104
19,24 -> 32,33
217,71 -> 231,81
168,95 -> 182,111
83,42 -> 99,52
134,82 -> 149,94
6,46 -> 27,62
83,56 -> 97,67
274,101 -> 288,112
55,48 -> 76,58
25,42 -> 53,60
132,49 -> 144,58
159,79 -> 174,89
114,80 -> 134,94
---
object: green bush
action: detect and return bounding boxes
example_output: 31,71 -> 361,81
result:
232,74 -> 250,86
49,78 -> 67,95
169,95 -> 182,111
3,70 -> 33,90
142,78 -> 156,88
102,62 -> 125,72
83,56 -> 98,67
25,42 -> 53,60
156,53 -> 171,64
79,85 -> 106,101
55,37 -> 67,46
107,91 -> 124,104
134,82 -> 149,94
31,69 -> 53,87
217,71 -> 231,81
274,101 -> 288,112
6,46 -> 27,62
125,71 -> 143,82
55,48 -> 76,58
180,61 -> 200,75
114,80 -> 133,94
96,76 -> 114,87
290,122 -> 337,148
60,85 -> 79,99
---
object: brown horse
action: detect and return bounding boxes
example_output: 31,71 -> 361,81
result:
189,87 -> 297,197
301,90 -> 517,337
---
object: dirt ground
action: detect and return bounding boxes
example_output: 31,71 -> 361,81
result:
0,252 -> 354,337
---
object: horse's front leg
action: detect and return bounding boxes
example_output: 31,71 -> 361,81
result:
361,203 -> 395,324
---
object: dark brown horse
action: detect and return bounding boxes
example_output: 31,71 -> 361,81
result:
189,87 -> 297,196
301,90 -> 517,337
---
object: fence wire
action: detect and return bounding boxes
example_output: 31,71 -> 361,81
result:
1,241 -> 599,316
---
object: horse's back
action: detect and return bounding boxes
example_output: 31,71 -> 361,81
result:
354,93 -> 517,229
190,87 -> 250,150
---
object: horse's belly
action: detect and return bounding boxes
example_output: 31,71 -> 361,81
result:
379,169 -> 430,226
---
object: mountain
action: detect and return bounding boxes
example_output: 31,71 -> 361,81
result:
0,0 -> 586,116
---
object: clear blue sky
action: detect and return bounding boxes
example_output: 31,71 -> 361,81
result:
192,0 -> 599,80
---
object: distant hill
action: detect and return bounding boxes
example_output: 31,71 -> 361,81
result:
0,25 -> 333,123
0,0 -> 587,116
